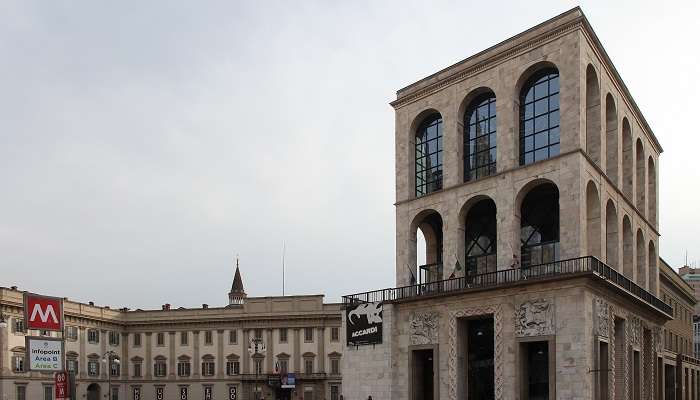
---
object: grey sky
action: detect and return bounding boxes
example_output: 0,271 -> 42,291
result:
1,0 -> 698,309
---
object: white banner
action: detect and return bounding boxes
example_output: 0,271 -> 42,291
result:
26,337 -> 64,372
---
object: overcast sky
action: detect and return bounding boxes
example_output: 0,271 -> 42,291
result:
1,0 -> 698,309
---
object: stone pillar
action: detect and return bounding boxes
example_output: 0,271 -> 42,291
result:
443,207 -> 462,278
242,329 -> 249,374
217,330 -> 224,379
121,332 -> 129,379
192,331 -> 200,378
441,104 -> 460,188
168,332 -> 176,378
496,83 -> 518,172
145,333 -> 152,379
266,329 -> 274,373
293,328 -> 300,373
317,327 -> 325,373
100,329 -> 107,379
497,179 -> 520,271
396,206 -> 417,287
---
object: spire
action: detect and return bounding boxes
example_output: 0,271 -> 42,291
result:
228,256 -> 246,306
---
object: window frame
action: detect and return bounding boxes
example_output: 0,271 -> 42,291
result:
464,93 -> 497,182
519,68 -> 560,166
415,114 -> 444,197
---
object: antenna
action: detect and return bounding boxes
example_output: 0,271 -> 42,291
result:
282,241 -> 286,296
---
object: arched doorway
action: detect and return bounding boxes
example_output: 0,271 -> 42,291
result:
413,210 -> 443,284
520,182 -> 560,268
87,383 -> 101,400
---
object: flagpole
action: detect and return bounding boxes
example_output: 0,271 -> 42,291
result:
282,241 -> 286,296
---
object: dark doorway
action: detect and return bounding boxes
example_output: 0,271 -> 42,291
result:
87,383 -> 101,400
521,341 -> 549,400
412,349 -> 434,400
665,364 -> 675,400
468,318 -> 495,400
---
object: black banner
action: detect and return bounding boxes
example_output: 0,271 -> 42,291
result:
346,302 -> 383,346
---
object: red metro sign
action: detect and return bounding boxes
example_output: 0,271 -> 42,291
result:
24,293 -> 64,331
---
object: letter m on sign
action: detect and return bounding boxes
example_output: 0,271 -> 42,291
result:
24,293 -> 63,331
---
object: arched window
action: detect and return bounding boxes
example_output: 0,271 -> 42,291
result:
464,93 -> 497,181
415,114 -> 443,197
520,68 -> 560,165
414,210 -> 443,284
586,181 -> 601,259
520,183 -> 560,267
605,200 -> 619,270
464,199 -> 497,275
585,65 -> 601,165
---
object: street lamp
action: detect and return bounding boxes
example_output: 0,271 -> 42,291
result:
102,350 -> 120,400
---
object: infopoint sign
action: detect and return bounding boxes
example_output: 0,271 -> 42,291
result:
24,292 -> 64,331
26,337 -> 64,372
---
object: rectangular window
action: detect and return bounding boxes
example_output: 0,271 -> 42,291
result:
255,359 -> 263,375
279,328 -> 288,343
133,333 -> 141,347
181,332 -> 188,346
204,331 -> 213,345
44,385 -> 53,400
16,386 -> 26,400
330,385 -> 340,400
304,328 -> 313,342
331,327 -> 339,342
177,362 -> 191,377
88,360 -> 100,376
304,359 -> 313,375
226,361 -> 240,376
303,388 -> 314,400
111,362 -> 120,377
111,387 -> 119,400
229,330 -> 237,344
156,332 -> 165,346
279,359 -> 288,374
154,361 -> 167,377
12,355 -> 25,372
133,362 -> 142,378
13,318 -> 25,334
67,359 -> 78,373
201,361 -> 215,376
66,326 -> 78,341
331,359 -> 340,375
109,331 -> 120,346
88,329 -> 100,343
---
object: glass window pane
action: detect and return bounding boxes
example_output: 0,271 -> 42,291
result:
534,98 -> 548,116
534,132 -> 548,149
550,76 -> 559,93
534,148 -> 548,162
534,115 -> 548,133
534,82 -> 548,99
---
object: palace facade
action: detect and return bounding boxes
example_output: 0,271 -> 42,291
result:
0,266 -> 343,400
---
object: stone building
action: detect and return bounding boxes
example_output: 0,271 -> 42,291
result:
0,265 -> 343,400
679,265 -> 700,316
342,7 -> 687,400
659,258 -> 699,398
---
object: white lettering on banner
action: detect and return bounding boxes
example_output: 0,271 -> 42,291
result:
351,326 -> 378,337
30,304 -> 59,324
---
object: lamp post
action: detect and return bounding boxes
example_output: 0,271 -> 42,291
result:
102,350 -> 120,400
0,312 -> 7,400
249,337 -> 265,400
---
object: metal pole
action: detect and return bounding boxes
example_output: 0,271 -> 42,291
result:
107,355 -> 111,400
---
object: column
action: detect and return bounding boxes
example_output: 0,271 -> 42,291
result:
168,332 -> 176,378
266,329 -> 274,373
317,328 -> 325,373
193,331 -> 200,378
100,329 -> 107,379
293,328 -> 300,373
79,326 -> 87,378
121,332 -> 129,379
242,329 -> 249,374
144,333 -> 152,379
441,104 -> 460,188
496,187 -> 520,271
216,330 -> 224,379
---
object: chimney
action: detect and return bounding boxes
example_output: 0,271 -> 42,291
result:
10,286 -> 17,290
162,304 -> 171,311
88,301 -> 94,306
202,304 -> 209,309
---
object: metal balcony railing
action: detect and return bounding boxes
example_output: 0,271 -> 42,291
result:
342,256 -> 672,316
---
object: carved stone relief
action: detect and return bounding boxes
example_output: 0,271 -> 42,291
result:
596,298 -> 610,338
409,311 -> 439,345
628,316 -> 641,347
515,299 -> 554,337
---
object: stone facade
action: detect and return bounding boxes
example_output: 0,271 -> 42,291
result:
0,271 -> 343,400
342,6 -> 687,400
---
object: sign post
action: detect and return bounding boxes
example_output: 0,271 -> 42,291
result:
55,371 -> 69,400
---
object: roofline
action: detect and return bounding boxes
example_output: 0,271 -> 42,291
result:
391,6 -> 663,153
660,257 -> 697,304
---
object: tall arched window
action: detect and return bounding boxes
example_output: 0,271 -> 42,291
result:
520,183 -> 560,267
464,199 -> 497,275
415,114 -> 443,197
520,68 -> 560,165
464,93 -> 497,181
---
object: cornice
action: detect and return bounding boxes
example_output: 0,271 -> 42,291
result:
390,18 -> 583,110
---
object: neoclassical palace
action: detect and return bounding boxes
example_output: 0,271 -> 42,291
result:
0,266 -> 343,400
343,7 -> 696,400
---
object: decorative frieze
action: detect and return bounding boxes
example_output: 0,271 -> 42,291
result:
515,299 -> 554,337
595,298 -> 610,338
628,316 -> 641,347
409,312 -> 439,345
